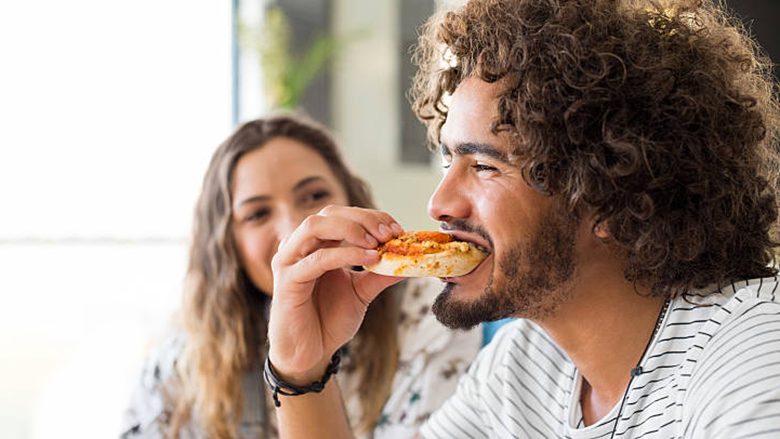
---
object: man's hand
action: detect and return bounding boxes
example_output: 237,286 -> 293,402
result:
267,205 -> 404,384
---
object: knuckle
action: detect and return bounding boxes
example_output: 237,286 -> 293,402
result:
300,214 -> 320,231
271,253 -> 285,276
318,204 -> 337,216
271,251 -> 284,271
349,222 -> 367,238
380,212 -> 394,223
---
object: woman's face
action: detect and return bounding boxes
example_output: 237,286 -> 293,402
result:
230,136 -> 350,295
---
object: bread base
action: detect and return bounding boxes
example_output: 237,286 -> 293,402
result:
365,246 -> 486,278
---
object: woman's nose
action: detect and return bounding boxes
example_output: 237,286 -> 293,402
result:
275,208 -> 307,244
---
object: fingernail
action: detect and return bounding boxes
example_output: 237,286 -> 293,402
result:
378,224 -> 389,237
391,223 -> 403,235
365,249 -> 378,257
365,233 -> 378,247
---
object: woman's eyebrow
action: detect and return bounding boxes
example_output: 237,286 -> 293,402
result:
292,176 -> 327,192
236,176 -> 328,208
236,194 -> 270,208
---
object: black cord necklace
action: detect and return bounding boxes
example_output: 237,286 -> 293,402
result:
607,297 -> 671,439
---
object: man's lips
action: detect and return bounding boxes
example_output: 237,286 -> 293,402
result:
446,230 -> 492,255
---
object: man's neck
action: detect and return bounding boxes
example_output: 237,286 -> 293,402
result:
535,266 -> 667,426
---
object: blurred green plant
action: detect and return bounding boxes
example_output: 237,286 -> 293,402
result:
240,6 -> 367,110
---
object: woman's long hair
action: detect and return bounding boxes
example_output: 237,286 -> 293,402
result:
168,114 -> 400,438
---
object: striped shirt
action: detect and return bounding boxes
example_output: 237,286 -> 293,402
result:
421,276 -> 780,438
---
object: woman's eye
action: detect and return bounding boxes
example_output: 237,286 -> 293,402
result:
303,190 -> 331,204
245,208 -> 270,222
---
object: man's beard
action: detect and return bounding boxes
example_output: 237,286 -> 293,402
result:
432,207 -> 579,330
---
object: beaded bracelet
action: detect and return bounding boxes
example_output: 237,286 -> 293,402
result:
263,350 -> 342,408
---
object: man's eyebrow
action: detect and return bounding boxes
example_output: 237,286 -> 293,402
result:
440,142 -> 511,164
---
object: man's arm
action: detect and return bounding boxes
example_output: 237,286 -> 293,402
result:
273,376 -> 353,439
266,206 -> 404,438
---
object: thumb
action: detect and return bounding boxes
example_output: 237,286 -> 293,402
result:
352,271 -> 404,305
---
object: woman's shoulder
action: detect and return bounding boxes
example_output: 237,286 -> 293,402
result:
139,334 -> 186,388
374,279 -> 482,437
397,278 -> 443,321
120,333 -> 187,438
395,277 -> 482,363
396,278 -> 441,337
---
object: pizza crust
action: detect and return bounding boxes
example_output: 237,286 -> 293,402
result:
364,232 -> 487,277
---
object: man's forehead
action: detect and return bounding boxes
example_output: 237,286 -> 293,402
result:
440,77 -> 511,154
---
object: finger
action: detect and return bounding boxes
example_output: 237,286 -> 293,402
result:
286,246 -> 381,284
317,205 -> 404,243
350,271 -> 404,306
277,215 -> 379,265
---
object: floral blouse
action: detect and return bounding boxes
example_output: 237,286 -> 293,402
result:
120,278 -> 482,438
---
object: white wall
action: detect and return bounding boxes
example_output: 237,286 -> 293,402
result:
0,1 -> 232,240
331,0 -> 442,232
0,1 -> 232,438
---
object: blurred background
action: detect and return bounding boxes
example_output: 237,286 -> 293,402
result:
0,1 -> 776,438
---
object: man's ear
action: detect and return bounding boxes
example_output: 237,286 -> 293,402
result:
593,221 -> 610,239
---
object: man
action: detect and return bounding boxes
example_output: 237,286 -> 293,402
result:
266,0 -> 780,437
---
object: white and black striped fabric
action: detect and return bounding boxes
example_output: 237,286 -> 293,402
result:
420,276 -> 780,438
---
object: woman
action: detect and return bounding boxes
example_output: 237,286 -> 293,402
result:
120,114 -> 481,438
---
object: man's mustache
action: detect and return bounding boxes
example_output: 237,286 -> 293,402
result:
441,219 -> 494,249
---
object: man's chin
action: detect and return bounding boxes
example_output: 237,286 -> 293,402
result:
431,281 -> 511,330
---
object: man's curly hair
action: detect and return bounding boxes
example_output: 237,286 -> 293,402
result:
412,0 -> 780,295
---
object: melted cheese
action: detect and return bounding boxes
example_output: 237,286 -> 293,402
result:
378,231 -> 471,256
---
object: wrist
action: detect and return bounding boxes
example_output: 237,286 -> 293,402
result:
267,351 -> 335,386
264,349 -> 343,408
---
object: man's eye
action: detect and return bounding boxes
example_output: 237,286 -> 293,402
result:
473,163 -> 497,172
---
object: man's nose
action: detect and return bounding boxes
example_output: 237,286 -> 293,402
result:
428,169 -> 471,223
